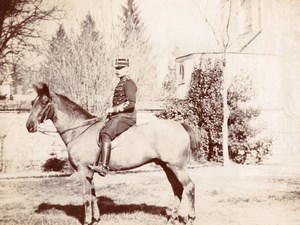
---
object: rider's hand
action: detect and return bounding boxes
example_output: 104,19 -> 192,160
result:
106,107 -> 114,114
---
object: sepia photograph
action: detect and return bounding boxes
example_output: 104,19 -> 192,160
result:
0,0 -> 299,224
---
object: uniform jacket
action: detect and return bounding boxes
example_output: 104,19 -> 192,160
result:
111,75 -> 137,118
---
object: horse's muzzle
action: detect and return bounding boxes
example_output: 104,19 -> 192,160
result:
26,121 -> 37,133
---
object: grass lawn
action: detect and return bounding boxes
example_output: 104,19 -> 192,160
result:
0,165 -> 300,225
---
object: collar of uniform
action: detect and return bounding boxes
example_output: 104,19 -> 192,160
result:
120,75 -> 130,81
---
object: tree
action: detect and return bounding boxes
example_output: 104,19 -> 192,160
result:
193,0 -> 262,165
39,24 -> 74,92
160,47 -> 180,100
120,0 -> 144,43
116,0 -> 157,100
37,2 -> 158,114
38,13 -> 113,114
0,0 -> 58,85
73,13 -> 112,113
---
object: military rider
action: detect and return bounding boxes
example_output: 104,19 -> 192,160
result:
88,58 -> 137,176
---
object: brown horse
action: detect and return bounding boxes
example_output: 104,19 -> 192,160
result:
26,82 -> 198,225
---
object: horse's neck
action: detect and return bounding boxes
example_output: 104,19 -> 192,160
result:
51,95 -> 95,144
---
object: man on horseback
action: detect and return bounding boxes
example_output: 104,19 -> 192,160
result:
88,58 -> 137,176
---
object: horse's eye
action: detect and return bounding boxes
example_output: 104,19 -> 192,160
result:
41,96 -> 49,106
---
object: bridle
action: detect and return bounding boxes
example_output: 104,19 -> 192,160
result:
39,102 -> 53,124
37,102 -> 105,144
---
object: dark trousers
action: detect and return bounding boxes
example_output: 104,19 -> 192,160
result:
100,114 -> 136,140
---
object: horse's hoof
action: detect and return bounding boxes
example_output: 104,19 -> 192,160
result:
83,221 -> 99,225
93,217 -> 100,223
184,216 -> 195,225
166,217 -> 177,225
166,220 -> 175,225
83,219 -> 93,225
185,220 -> 193,225
91,221 -> 100,225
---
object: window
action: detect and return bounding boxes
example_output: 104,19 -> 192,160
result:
178,64 -> 185,85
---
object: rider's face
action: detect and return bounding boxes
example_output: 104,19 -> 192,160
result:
115,66 -> 129,78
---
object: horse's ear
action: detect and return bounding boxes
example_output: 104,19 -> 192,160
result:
33,82 -> 50,97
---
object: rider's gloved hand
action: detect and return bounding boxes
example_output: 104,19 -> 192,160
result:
106,107 -> 114,114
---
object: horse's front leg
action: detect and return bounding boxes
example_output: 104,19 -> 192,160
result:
79,168 -> 93,225
91,179 -> 100,222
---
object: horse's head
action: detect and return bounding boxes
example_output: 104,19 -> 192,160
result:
26,82 -> 55,133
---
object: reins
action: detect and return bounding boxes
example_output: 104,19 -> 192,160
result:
38,115 -> 106,144
62,118 -> 101,145
59,116 -> 103,136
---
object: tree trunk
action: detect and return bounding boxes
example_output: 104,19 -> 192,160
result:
222,56 -> 230,166
0,135 -> 6,172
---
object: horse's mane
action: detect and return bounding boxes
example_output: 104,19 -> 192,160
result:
56,93 -> 95,119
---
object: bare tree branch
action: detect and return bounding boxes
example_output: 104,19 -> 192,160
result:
192,0 -> 222,49
0,0 -> 60,81
223,0 -> 233,51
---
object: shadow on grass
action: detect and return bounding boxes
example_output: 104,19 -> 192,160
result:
35,196 -> 168,224
35,202 -> 85,224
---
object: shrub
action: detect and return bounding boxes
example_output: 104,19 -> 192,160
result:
157,58 -> 223,162
227,74 -> 273,163
42,157 -> 68,172
157,57 -> 272,164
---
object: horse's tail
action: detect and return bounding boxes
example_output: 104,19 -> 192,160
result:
181,123 -> 200,159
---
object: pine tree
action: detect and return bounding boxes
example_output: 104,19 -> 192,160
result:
116,0 -> 157,100
120,0 -> 145,46
38,14 -> 112,114
159,47 -> 180,100
71,13 -> 111,113
40,24 -> 73,89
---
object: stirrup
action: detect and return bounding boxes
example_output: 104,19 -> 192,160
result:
88,163 -> 109,177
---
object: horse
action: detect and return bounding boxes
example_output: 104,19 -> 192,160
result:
26,82 -> 199,225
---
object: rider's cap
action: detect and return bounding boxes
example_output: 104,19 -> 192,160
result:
114,58 -> 129,69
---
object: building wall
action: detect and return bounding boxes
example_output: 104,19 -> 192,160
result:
174,0 -> 300,159
0,112 -> 66,173
0,83 -> 11,98
176,55 -> 195,99
175,51 -> 300,157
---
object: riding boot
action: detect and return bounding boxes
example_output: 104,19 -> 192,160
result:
88,140 -> 111,177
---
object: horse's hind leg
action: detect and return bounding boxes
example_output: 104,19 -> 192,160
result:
161,163 -> 184,223
166,164 -> 196,225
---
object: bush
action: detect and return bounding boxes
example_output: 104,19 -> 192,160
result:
157,57 -> 272,164
42,157 -> 68,172
227,74 -> 273,163
157,58 -> 223,162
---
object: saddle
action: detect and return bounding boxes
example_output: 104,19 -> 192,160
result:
96,124 -> 138,150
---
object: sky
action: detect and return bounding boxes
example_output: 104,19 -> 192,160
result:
43,0 -> 218,56
40,0 -> 300,88
40,0 -> 221,82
